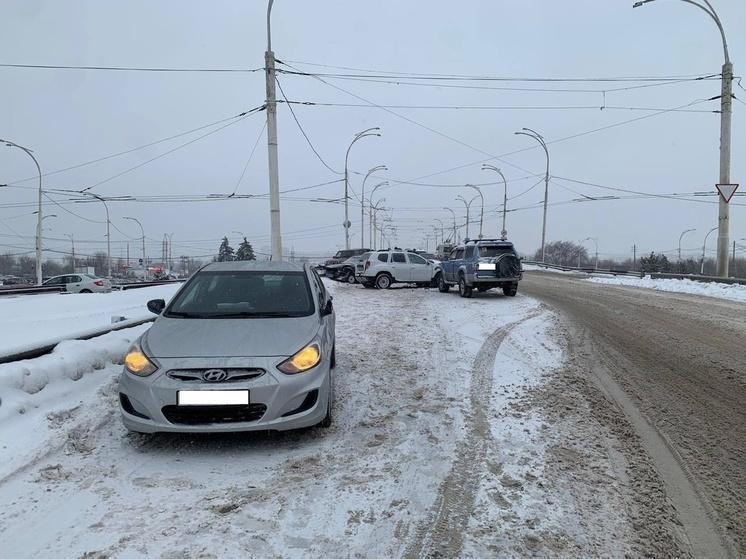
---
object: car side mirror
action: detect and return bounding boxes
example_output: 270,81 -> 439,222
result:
321,298 -> 333,316
147,298 -> 166,315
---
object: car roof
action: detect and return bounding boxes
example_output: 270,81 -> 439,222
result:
202,260 -> 307,273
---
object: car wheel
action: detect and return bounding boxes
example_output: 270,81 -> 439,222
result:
375,273 -> 392,289
345,272 -> 357,284
458,276 -> 473,298
80,289 -> 92,293
437,273 -> 450,293
503,284 -> 518,297
317,377 -> 333,428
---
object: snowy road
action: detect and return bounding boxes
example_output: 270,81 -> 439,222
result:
0,278 -> 722,557
523,271 -> 745,558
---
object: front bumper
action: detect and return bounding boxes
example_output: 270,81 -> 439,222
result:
118,354 -> 331,433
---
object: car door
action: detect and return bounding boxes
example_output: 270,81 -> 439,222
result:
445,248 -> 463,282
407,253 -> 432,282
67,275 -> 84,293
390,252 -> 409,281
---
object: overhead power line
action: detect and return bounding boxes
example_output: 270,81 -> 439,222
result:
0,63 -> 263,73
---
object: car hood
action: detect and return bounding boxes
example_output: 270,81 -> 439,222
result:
142,314 -> 321,358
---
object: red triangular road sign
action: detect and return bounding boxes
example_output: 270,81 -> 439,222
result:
716,183 -> 739,203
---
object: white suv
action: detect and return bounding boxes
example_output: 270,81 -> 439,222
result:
357,250 -> 437,289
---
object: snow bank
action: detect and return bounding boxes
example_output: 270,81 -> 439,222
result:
588,275 -> 746,303
0,284 -> 180,356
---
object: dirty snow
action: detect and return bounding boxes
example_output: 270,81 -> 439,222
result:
0,284 -> 181,357
588,275 -> 746,303
0,280 -> 663,558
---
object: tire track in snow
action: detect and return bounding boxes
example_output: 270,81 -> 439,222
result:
403,309 -> 542,559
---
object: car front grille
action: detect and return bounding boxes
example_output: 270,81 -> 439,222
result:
162,404 -> 267,425
166,368 -> 265,382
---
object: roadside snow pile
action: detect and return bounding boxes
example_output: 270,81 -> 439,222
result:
588,275 -> 746,303
0,283 -> 180,356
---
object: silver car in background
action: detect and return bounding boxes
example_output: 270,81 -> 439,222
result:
118,261 -> 336,433
43,273 -> 112,293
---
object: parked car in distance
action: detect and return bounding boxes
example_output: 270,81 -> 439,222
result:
322,248 -> 370,268
358,249 -> 438,289
438,239 -> 522,298
118,260 -> 336,433
323,252 -> 370,283
42,273 -> 112,293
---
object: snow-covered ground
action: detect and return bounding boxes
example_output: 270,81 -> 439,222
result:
588,275 -> 746,303
0,284 -> 181,357
0,280 -> 657,557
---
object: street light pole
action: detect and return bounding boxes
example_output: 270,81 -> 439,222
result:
634,0 -> 732,277
482,165 -> 508,239
443,207 -> 457,243
434,218 -> 445,248
65,234 -> 75,273
361,165 -> 386,248
515,128 -> 550,261
371,198 -> 386,251
701,226 -> 718,274
456,194 -> 479,240
2,139 -> 43,284
465,184 -> 484,239
344,127 -> 381,250
678,228 -> 696,261
265,0 -> 282,261
582,237 -> 599,270
368,181 -> 388,247
124,217 -> 146,278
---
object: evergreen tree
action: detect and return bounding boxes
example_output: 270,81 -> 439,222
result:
217,237 -> 235,262
639,252 -> 671,273
235,237 -> 256,261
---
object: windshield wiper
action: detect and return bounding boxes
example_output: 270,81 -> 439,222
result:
208,311 -> 296,318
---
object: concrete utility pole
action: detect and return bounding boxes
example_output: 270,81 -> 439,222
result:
583,237 -> 599,270
361,165 -> 386,248
701,226 -> 718,274
678,228 -> 696,261
443,207 -> 457,243
634,0 -> 733,277
482,165 -> 508,239
124,217 -> 146,278
344,127 -> 381,250
2,139 -> 43,284
515,128 -> 550,261
265,0 -> 282,261
465,184 -> 484,239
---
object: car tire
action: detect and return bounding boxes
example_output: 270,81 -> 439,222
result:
458,276 -> 473,298
80,289 -> 92,293
502,284 -> 518,297
437,273 -> 450,293
375,273 -> 392,289
345,272 -> 357,284
317,377 -> 333,428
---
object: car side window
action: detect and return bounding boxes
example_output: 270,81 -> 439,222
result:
377,253 -> 389,263
449,249 -> 458,260
310,270 -> 326,309
454,248 -> 465,260
72,275 -> 82,283
392,253 -> 406,263
408,253 -> 427,265
465,246 -> 475,259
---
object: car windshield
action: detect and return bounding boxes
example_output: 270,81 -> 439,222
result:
165,271 -> 314,318
478,246 -> 514,258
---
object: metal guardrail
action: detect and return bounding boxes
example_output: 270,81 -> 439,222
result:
0,285 -> 64,296
649,272 -> 746,286
112,279 -> 186,290
522,261 -> 643,277
0,316 -> 156,365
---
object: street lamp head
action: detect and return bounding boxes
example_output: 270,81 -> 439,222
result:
633,0 -> 654,8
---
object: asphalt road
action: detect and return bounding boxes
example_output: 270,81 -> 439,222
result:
522,272 -> 745,558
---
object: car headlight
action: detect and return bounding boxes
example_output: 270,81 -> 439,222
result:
277,342 -> 321,374
124,343 -> 157,376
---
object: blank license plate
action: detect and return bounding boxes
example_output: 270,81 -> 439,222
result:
177,390 -> 249,406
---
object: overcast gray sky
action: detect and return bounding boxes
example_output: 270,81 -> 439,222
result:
1,0 -> 744,262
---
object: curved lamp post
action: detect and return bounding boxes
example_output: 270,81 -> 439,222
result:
701,226 -> 718,274
443,207 -> 457,243
344,127 -> 381,249
465,184 -> 484,239
2,139 -> 43,284
371,197 -> 386,250
456,194 -> 479,240
482,164 -> 508,239
368,181 -> 389,247
514,128 -> 550,261
678,228 -> 696,261
634,0 -> 732,277
361,165 -> 387,247
124,216 -> 146,277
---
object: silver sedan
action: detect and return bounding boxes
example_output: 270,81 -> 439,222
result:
118,261 -> 335,433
